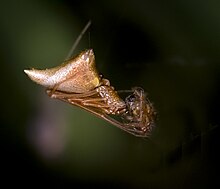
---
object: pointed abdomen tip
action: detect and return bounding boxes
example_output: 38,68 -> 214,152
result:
24,69 -> 39,79
23,69 -> 50,87
24,69 -> 31,75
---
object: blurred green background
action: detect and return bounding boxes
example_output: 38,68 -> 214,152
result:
1,0 -> 220,188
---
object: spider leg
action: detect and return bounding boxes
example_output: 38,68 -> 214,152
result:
102,116 -> 149,137
47,88 -> 151,137
81,98 -> 113,113
46,89 -> 98,99
52,96 -> 148,137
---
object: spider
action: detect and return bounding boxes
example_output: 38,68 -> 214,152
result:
24,49 -> 156,137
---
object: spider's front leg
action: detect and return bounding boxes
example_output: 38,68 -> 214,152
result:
46,88 -> 114,114
46,88 -> 98,99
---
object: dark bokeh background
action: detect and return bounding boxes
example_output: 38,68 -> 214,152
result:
1,0 -> 220,188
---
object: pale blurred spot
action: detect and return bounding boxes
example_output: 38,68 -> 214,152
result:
27,93 -> 67,159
